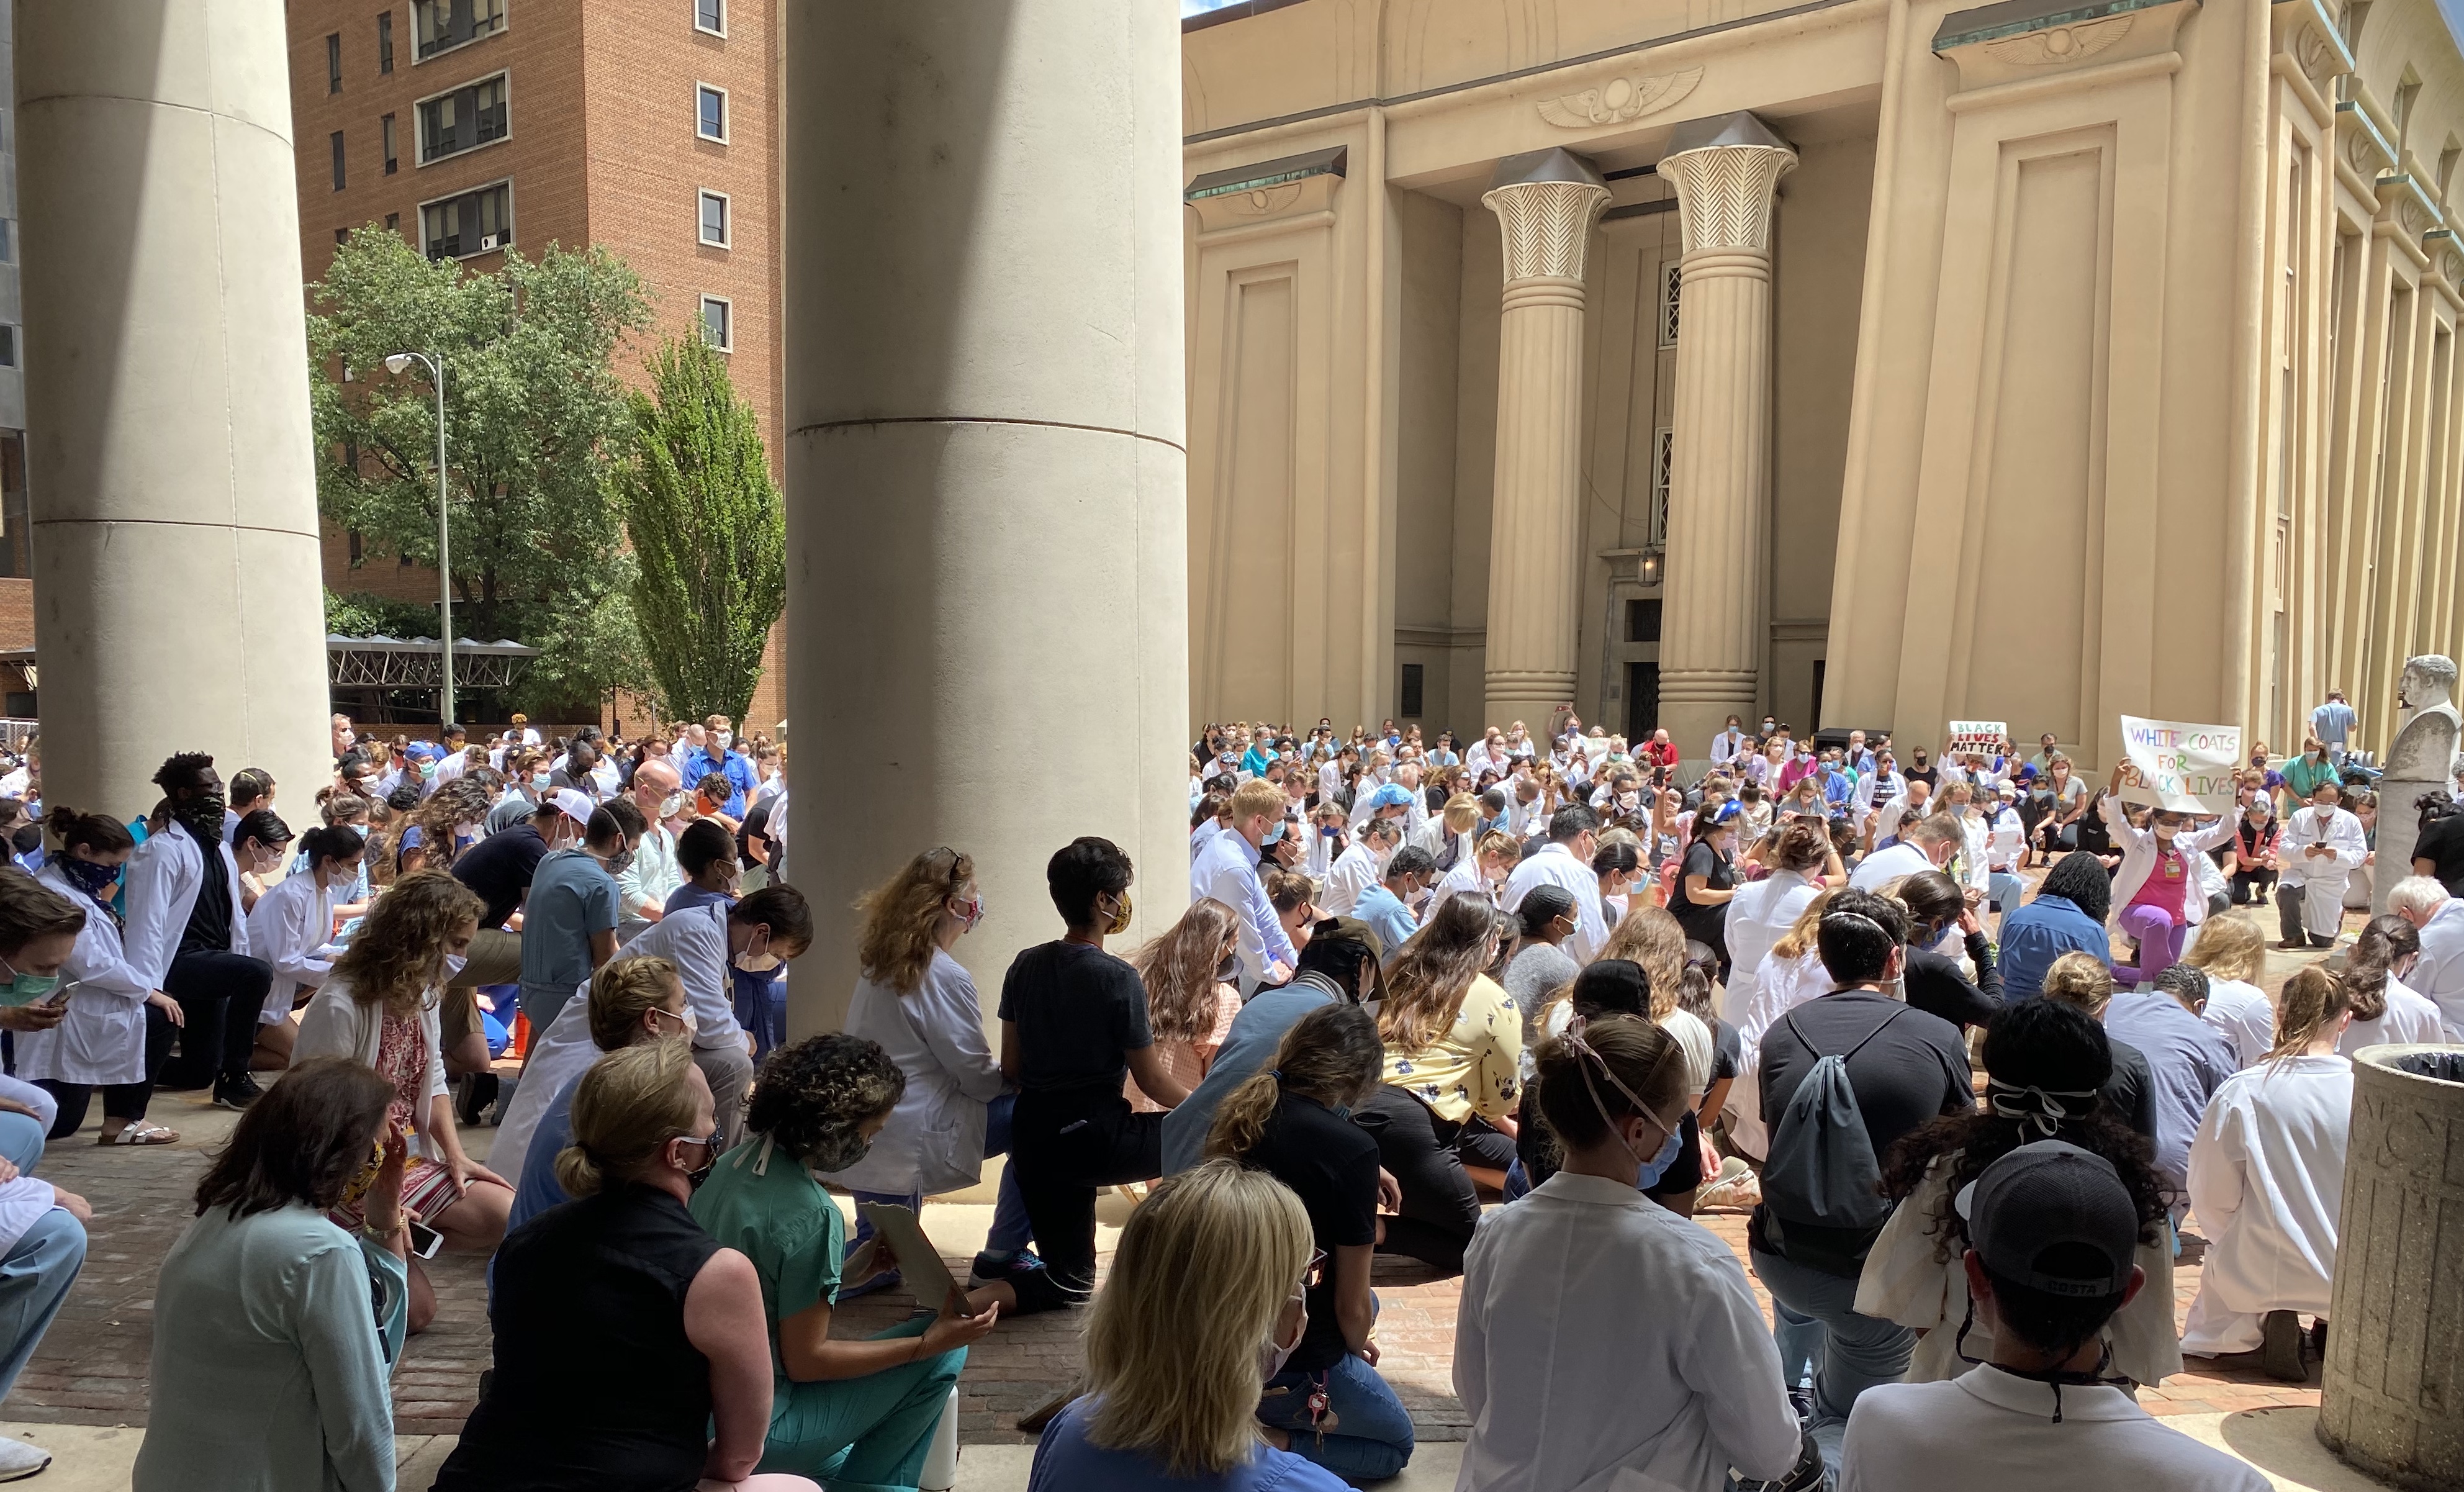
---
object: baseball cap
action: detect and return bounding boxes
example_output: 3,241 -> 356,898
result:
550,788 -> 597,825
1955,1139 -> 2137,1298
1308,915 -> 1386,963
407,742 -> 440,763
1997,783 -> 2019,799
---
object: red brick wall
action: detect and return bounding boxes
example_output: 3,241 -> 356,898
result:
0,579 -> 33,654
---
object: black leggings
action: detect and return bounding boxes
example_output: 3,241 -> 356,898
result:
37,1003 -> 181,1135
2231,868 -> 2278,905
1009,1087 -> 1163,1309
1354,1085 -> 1511,1277
159,951 -> 273,1088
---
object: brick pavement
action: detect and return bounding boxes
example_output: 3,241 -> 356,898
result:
0,895 -> 2356,1447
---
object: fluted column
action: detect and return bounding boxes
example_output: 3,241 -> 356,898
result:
1656,114 -> 1795,751
1481,148 -> 1610,728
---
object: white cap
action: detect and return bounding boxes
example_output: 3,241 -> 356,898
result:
551,788 -> 597,825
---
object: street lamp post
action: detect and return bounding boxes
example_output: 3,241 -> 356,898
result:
385,351 -> 454,728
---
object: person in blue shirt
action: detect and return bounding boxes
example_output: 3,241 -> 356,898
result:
1026,1159 -> 1350,1492
677,720 -> 760,818
504,956 -> 694,1248
1352,847 -> 1434,964
1999,850 -> 2114,1000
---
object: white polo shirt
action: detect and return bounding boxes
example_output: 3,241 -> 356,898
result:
1840,1366 -> 2270,1492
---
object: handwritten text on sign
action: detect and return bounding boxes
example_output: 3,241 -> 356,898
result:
2118,715 -> 2242,814
1948,720 -> 2006,755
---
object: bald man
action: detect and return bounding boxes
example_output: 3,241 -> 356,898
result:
618,757 -> 687,941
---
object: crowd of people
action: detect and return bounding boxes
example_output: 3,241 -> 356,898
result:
0,697 -> 2439,1490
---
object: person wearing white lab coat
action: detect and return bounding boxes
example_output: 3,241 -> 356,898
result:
1501,810 -> 1610,965
2333,911 -> 2448,1052
241,825 -> 362,1067
122,757 -> 270,1108
1319,819 -> 1399,919
18,813 -> 183,1146
1984,788 -> 2028,911
831,848 -> 1038,1294
1723,821 -> 1830,1003
2394,877 -> 2464,1038
2274,780 -> 2368,948
1455,1015 -> 1803,1492
2180,967 -> 2355,1363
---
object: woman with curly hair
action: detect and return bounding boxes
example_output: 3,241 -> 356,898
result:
1856,998 -> 2179,1386
1126,898 -> 1242,1113
835,847 -> 1037,1298
1357,895 -> 1520,1274
293,869 -> 508,1327
691,1034 -> 1007,1481
394,777 -> 492,879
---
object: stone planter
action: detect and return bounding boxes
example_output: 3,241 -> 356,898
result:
2317,1044 -> 2464,1490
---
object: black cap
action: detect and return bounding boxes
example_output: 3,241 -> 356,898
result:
1955,1139 -> 2137,1298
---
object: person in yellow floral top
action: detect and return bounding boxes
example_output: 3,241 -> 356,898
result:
1356,896 -> 1523,1275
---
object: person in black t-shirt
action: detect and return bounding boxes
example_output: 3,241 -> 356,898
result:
2409,800 -> 2464,897
1671,805 -> 1742,976
1893,870 -> 2005,1031
1206,1003 -> 1415,1483
998,836 -> 1189,1309
1748,888 -> 1973,1477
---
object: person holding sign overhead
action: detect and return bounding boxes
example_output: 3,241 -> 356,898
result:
2102,761 -> 2240,986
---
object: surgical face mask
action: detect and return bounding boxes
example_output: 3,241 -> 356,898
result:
418,761 -> 436,780
532,772 -> 552,792
1259,1289 -> 1308,1382
1633,1124 -> 1686,1189
736,928 -> 782,973
441,952 -> 467,981
0,955 -> 59,1006
1263,818 -> 1286,847
654,1004 -> 698,1040
715,731 -> 733,749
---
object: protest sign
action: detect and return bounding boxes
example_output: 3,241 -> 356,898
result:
2117,715 -> 2242,814
1948,720 -> 2005,756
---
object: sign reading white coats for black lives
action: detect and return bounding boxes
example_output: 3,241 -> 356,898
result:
2118,716 -> 2243,815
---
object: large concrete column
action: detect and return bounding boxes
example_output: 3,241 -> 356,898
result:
1481,148 -> 1609,729
783,1 -> 1188,1037
1655,114 -> 1794,751
16,1 -> 335,821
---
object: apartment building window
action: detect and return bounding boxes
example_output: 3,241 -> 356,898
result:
422,179 -> 513,260
327,33 -> 343,93
696,0 -> 725,35
697,83 -> 728,142
698,189 -> 729,247
331,130 -> 347,191
378,11 -> 395,72
700,296 -> 733,351
0,221 -> 13,263
418,73 -> 510,164
0,328 -> 17,369
414,0 -> 507,61
383,114 -> 399,174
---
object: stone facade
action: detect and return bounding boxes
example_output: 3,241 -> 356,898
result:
1181,0 -> 2464,764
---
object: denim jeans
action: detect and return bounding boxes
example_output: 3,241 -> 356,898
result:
0,1209 -> 84,1401
1260,1322 -> 1415,1482
851,1091 -> 1033,1262
1988,871 -> 2025,915
1750,1245 -> 1915,1476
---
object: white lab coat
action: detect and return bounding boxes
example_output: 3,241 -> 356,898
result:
2199,977 -> 2277,1070
1722,869 -> 1820,1006
488,992 -> 596,1185
1432,854 -> 1499,911
2103,798 -> 2239,928
14,864 -> 154,1087
1502,843 -> 1610,964
1724,947 -> 1832,1160
2410,898 -> 2464,1038
122,819 -> 251,990
831,949 -> 1006,1198
2180,1053 -> 2352,1355
2338,973 -> 2448,1052
1455,1171 -> 1801,1492
292,977 -> 449,1157
2274,805 -> 2368,940
618,902 -> 752,1056
1985,805 -> 2026,871
243,870 -> 340,1024
1319,841 -> 1383,918
1850,841 -> 1935,892
1839,1368 -> 2271,1492
1857,1152 -> 2180,1387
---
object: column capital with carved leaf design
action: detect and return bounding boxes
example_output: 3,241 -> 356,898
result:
1482,148 -> 1611,289
1654,112 -> 1797,258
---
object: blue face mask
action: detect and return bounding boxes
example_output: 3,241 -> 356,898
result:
1633,1125 -> 1686,1189
1263,820 -> 1286,846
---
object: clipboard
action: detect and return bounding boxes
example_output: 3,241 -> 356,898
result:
852,1201 -> 967,1310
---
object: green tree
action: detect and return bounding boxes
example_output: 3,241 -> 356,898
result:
613,335 -> 786,724
307,227 -> 656,710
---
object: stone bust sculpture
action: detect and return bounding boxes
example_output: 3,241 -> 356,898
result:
2383,654 -> 2461,779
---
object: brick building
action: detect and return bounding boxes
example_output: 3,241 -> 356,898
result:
287,0 -> 785,731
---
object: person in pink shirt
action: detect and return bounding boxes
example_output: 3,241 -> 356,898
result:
2103,763 -> 2240,985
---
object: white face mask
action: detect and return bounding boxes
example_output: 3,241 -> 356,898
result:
715,731 -> 733,750
657,793 -> 685,820
441,952 -> 467,981
1258,1288 -> 1307,1383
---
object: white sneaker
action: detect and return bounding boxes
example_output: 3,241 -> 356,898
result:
0,1438 -> 49,1481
